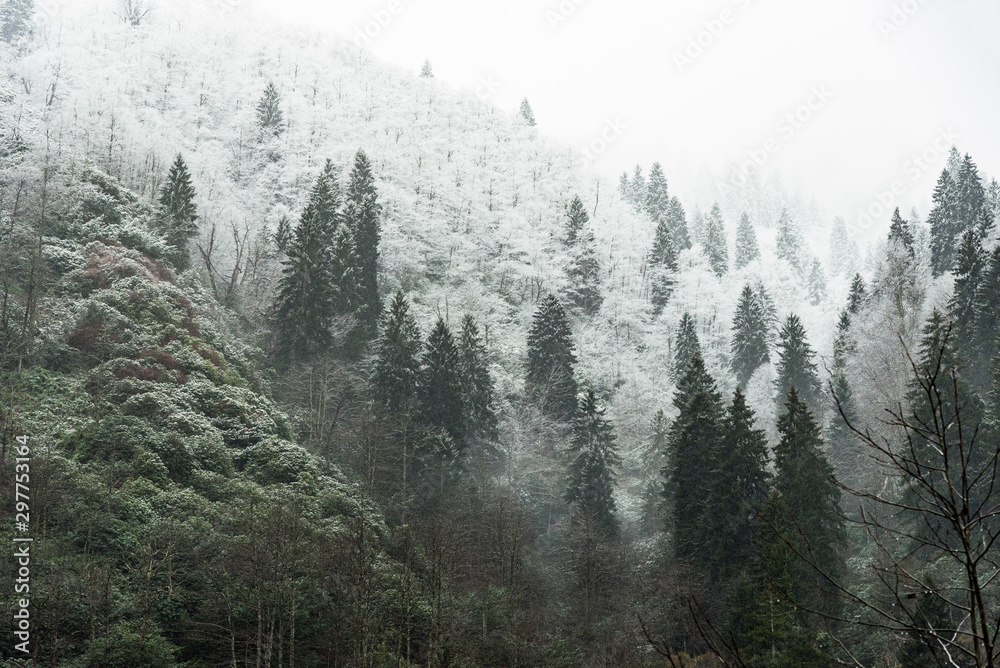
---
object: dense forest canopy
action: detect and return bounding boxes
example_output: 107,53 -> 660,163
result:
0,1 -> 999,666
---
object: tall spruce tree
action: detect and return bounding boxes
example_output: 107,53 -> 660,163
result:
420,319 -> 466,447
344,149 -> 382,341
629,165 -> 646,209
674,312 -> 702,380
702,203 -> 729,277
526,295 -> 578,421
256,82 -> 284,136
806,257 -> 827,306
458,314 -> 498,443
565,389 -> 622,533
0,0 -> 33,43
888,207 -> 915,255
829,216 -> 852,277
702,388 -> 770,582
649,209 -> 679,313
420,59 -> 434,77
929,168 -> 960,276
973,245 -> 1000,395
645,162 -> 670,226
948,228 -> 985,369
754,282 -> 779,346
519,98 -> 536,126
847,273 -> 867,314
372,290 -> 422,417
665,350 -> 726,564
774,387 -> 843,597
774,314 -> 823,411
955,153 -> 986,233
666,196 -> 691,251
734,212 -> 760,269
776,208 -> 803,272
731,285 -> 770,388
158,154 -> 199,270
564,195 -> 589,245
564,224 -> 603,317
274,160 -> 348,364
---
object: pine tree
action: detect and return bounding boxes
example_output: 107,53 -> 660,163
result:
829,216 -> 852,278
519,98 -> 536,126
702,203 -> 729,277
754,282 -> 779,346
526,295 -> 578,421
774,387 -> 842,593
888,207 -> 915,255
256,82 -> 284,137
564,225 -> 603,317
847,273 -> 867,314
644,162 -> 670,227
665,351 -> 726,564
928,169 -> 960,276
420,318 -> 466,447
618,172 -> 630,200
650,208 -> 679,313
629,165 -> 646,209
734,212 -> 760,269
372,290 -> 422,416
689,208 -> 705,245
666,196 -> 691,251
274,160 -> 346,364
948,228 -> 985,369
157,154 -> 199,270
674,312 -> 702,380
564,195 -> 589,245
775,208 -> 803,272
731,285 -> 770,388
565,389 -> 622,533
0,0 -> 33,43
420,59 -> 434,77
344,149 -> 382,341
829,363 -> 863,496
955,153 -> 986,233
774,314 -> 823,411
273,216 -> 292,254
806,257 -> 826,306
973,245 -> 1000,395
702,388 -> 770,582
458,314 -> 498,443
832,309 -> 855,369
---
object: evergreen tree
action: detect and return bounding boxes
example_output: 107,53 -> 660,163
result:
774,387 -> 843,596
420,318 -> 466,447
847,273 -> 867,314
754,282 -> 780,345
702,388 -> 770,582
519,98 -> 536,126
372,290 -> 422,416
0,0 -> 33,43
255,82 -> 284,136
702,203 -> 729,277
273,215 -> 292,254
829,216 -> 852,278
955,153 -> 986,233
888,207 -> 915,255
649,208 -> 679,313
420,59 -> 433,77
832,309 -> 855,369
564,195 -> 589,245
525,295 -> 578,421
774,314 -> 823,411
731,285 -> 770,388
776,208 -> 803,272
735,212 -> 760,269
274,161 -> 346,364
689,208 -> 705,245
644,162 -> 670,226
618,171 -> 630,200
665,351 -> 726,564
564,225 -> 603,316
666,196 -> 691,251
565,389 -> 622,533
928,169 -> 960,276
458,314 -> 498,443
157,154 -> 199,271
344,149 -> 382,341
973,244 -> 1000,395
629,165 -> 646,208
828,364 -> 863,497
948,228 -> 985,368
805,257 -> 826,306
674,312 -> 702,380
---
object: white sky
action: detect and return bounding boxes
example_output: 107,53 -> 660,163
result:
257,0 -> 999,229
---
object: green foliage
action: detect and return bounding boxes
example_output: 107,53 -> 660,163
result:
458,314 -> 498,444
731,284 -> 770,388
674,312 -> 701,381
526,294 -> 578,421
735,212 -> 760,269
372,289 -> 422,417
255,82 -> 284,136
774,314 -> 823,412
420,318 -> 466,447
847,273 -> 867,314
157,154 -> 199,271
702,203 -> 728,277
888,207 -> 915,255
565,389 -> 621,533
929,168 -> 960,276
344,149 -> 383,345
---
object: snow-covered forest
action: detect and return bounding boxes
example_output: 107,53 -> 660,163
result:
1,0 -> 999,666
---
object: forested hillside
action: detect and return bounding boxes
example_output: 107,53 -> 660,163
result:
1,0 -> 999,666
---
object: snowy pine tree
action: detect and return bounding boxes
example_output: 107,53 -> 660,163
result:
372,290 -> 422,416
674,312 -> 702,380
829,215 -> 853,277
526,295 -> 578,421
929,169 -> 960,276
256,82 -> 284,137
519,98 -> 536,126
420,59 -> 433,77
458,314 -> 498,443
0,0 -> 33,44
157,154 -> 199,270
666,196 -> 691,251
644,162 -> 670,227
774,314 -> 823,411
734,212 -> 760,269
888,207 -> 915,255
731,285 -> 770,388
806,257 -> 826,306
702,203 -> 729,277
847,273 -> 867,314
775,208 -> 802,273
344,149 -> 382,341
420,318 -> 466,447
565,389 -> 622,533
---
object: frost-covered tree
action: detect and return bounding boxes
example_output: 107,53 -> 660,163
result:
628,164 -> 646,208
929,169 -> 960,276
420,318 -> 466,447
774,314 -> 823,411
731,285 -> 770,388
973,245 -> 1000,394
0,0 -> 33,43
157,154 -> 199,270
519,98 -> 536,126
702,203 -> 728,277
344,149 -> 382,340
565,389 -> 621,533
372,290 -> 422,416
674,312 -> 701,380
649,202 -> 679,313
775,208 -> 802,272
734,212 -> 760,269
458,314 -> 498,443
847,273 -> 867,314
666,196 -> 691,251
888,207 -> 915,255
564,195 -> 589,245
526,295 -> 578,421
949,228 -> 985,375
645,162 -> 670,226
806,257 -> 826,306
829,215 -> 853,277
420,59 -> 434,77
565,227 -> 603,317
256,82 -> 284,137
955,153 -> 986,234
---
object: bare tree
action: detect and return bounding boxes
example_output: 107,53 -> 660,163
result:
118,0 -> 152,26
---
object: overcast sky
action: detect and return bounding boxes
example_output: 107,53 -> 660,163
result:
255,0 -> 999,233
